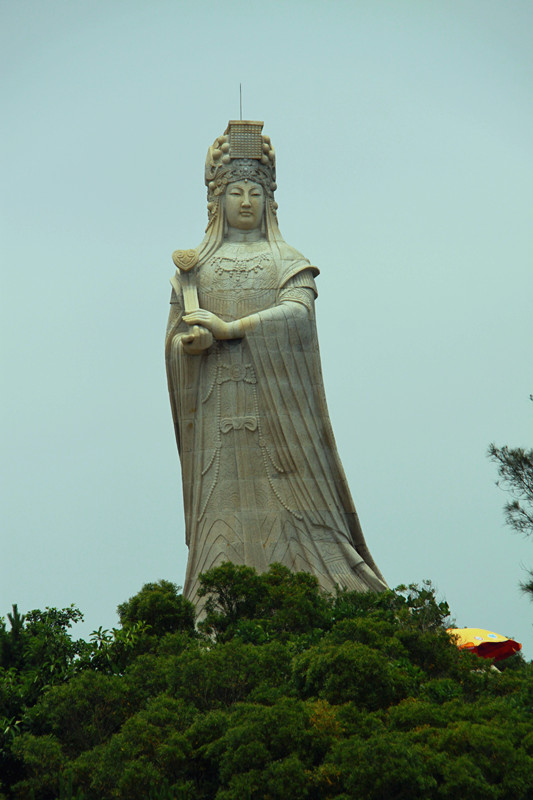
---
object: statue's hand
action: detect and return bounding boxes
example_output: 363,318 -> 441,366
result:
183,310 -> 232,340
181,325 -> 213,354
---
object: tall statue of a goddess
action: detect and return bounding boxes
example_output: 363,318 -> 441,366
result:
165,120 -> 387,604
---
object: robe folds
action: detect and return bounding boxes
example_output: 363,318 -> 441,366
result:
165,239 -> 387,604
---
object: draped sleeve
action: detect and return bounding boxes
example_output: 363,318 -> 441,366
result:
241,266 -> 387,588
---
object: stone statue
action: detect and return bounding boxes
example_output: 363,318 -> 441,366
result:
165,120 -> 387,605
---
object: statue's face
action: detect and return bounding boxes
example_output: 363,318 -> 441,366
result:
225,180 -> 265,231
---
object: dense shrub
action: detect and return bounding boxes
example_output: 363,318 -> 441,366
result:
0,567 -> 531,799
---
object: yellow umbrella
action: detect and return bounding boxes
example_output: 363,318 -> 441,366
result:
447,627 -> 521,661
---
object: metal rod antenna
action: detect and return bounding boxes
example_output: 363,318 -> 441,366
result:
239,83 -> 242,120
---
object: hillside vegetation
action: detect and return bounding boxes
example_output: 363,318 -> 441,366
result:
0,563 -> 532,799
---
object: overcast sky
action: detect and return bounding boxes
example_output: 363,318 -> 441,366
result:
2,0 -> 532,658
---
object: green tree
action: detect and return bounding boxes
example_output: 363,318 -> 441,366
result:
117,580 -> 195,638
198,562 -> 331,642
2,568 -> 533,800
77,581 -> 197,675
489,395 -> 533,595
0,604 -> 87,794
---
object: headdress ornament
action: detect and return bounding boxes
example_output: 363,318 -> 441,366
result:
205,121 -> 277,211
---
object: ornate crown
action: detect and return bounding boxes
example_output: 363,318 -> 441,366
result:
205,120 -> 277,205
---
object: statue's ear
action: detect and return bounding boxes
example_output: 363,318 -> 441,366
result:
172,249 -> 199,272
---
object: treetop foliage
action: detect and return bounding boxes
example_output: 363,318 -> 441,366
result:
117,580 -> 195,637
489,394 -> 533,596
0,564 -> 531,800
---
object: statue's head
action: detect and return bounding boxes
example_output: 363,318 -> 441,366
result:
190,120 -> 292,262
225,180 -> 265,231
204,121 -> 277,230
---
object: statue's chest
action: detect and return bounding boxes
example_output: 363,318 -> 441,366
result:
198,248 -> 278,318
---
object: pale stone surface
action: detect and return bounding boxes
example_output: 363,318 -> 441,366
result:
165,120 -> 387,605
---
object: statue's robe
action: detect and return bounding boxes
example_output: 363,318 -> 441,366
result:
165,239 -> 387,603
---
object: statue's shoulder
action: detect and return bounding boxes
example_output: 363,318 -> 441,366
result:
275,241 -> 320,286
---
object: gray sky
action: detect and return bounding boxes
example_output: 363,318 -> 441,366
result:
2,0 -> 532,658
